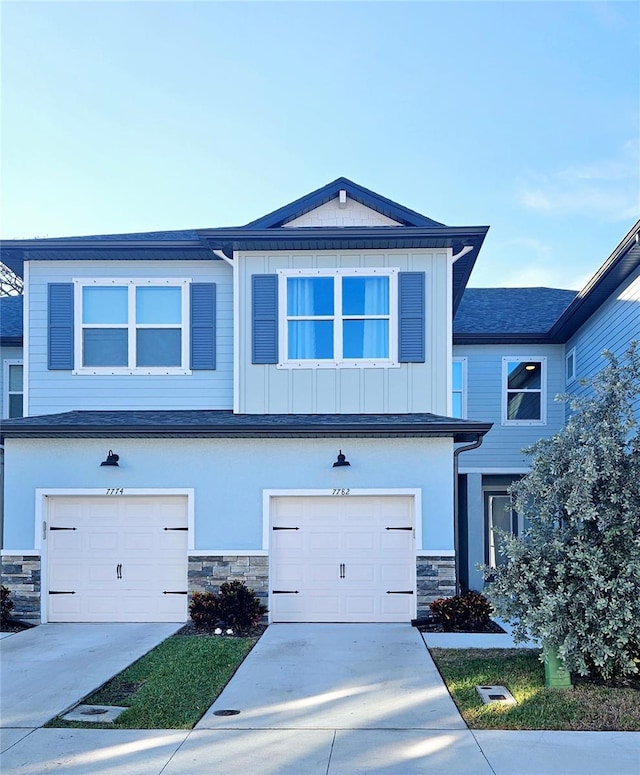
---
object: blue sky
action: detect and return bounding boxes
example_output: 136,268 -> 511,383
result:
1,1 -> 638,289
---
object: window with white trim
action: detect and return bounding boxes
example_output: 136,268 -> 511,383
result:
566,347 -> 576,383
278,268 -> 398,367
452,357 -> 467,418
74,279 -> 190,374
502,357 -> 546,424
3,360 -> 23,418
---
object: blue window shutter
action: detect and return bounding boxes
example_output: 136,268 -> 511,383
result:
398,272 -> 425,363
190,283 -> 216,370
252,274 -> 278,364
48,283 -> 74,370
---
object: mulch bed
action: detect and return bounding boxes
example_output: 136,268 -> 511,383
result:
176,621 -> 268,638
416,618 -> 506,634
0,618 -> 36,633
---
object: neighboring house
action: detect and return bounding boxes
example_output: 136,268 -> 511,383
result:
0,178 -> 637,625
0,295 -> 24,419
455,220 -> 640,590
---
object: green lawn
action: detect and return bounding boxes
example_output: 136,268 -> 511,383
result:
430,648 -> 640,731
46,634 -> 257,729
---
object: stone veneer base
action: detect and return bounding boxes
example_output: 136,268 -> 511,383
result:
188,555 -> 269,605
2,553 -> 454,623
416,556 -> 456,617
1,555 -> 42,623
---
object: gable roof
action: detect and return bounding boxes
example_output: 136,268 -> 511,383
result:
1,179 -> 489,314
453,288 -> 577,343
0,295 -> 23,346
243,177 -> 447,229
548,218 -> 640,342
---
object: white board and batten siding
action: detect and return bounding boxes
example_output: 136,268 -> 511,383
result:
238,250 -> 451,415
270,495 -> 416,623
453,343 -> 566,469
46,495 -> 188,622
566,266 -> 640,419
27,260 -> 233,415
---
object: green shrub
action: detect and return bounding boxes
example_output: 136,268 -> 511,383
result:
1,585 -> 15,625
189,591 -> 221,628
484,344 -> 640,682
189,581 -> 268,633
429,591 -> 492,632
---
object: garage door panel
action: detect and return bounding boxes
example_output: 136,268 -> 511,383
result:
48,496 -> 188,623
271,496 -> 416,623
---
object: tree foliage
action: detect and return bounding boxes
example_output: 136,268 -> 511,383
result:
484,343 -> 640,681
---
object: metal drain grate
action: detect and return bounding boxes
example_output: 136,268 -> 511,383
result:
213,709 -> 241,716
81,708 -> 109,716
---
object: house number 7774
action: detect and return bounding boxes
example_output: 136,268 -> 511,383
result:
105,488 -> 124,496
331,489 -> 351,496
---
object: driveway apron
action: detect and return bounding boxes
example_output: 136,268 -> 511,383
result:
0,623 -> 182,728
197,623 -> 465,730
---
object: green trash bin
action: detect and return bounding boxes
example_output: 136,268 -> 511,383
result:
543,646 -> 573,689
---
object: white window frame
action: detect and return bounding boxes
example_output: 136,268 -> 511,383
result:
72,278 -> 191,375
3,359 -> 24,418
566,347 -> 577,384
277,267 -> 399,369
501,356 -> 547,426
452,357 -> 467,418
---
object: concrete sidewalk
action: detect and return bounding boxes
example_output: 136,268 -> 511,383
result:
1,623 -> 638,774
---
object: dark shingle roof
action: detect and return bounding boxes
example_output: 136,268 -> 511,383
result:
42,229 -> 201,241
453,288 -> 577,340
0,295 -> 23,345
0,410 -> 491,444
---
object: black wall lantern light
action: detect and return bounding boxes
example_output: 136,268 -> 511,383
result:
332,450 -> 351,468
100,450 -> 120,467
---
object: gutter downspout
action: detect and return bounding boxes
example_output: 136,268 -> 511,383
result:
453,434 -> 485,595
211,249 -> 233,267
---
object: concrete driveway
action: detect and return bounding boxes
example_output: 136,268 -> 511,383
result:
2,623 -> 638,774
0,622 -> 182,728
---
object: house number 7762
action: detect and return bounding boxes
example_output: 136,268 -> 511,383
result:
332,489 -> 350,496
105,488 -> 124,496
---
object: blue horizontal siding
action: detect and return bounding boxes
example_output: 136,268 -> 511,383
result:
453,343 -> 566,469
27,261 -> 233,415
566,266 -> 640,420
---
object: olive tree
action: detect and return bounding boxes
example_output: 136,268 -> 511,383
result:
484,343 -> 640,681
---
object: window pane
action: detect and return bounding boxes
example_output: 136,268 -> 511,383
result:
83,329 -> 128,366
566,353 -> 575,380
136,287 -> 182,324
136,329 -> 182,367
507,361 -> 541,390
8,364 -> 23,392
83,287 -> 128,324
451,393 -> 463,418
507,391 -> 541,420
452,361 -> 463,390
9,394 -> 23,418
488,495 -> 513,568
288,321 -> 333,359
287,278 -> 334,316
342,277 -> 389,315
343,320 -> 389,358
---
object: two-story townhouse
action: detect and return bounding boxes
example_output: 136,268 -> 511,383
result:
1,181 -> 637,626
0,178 -> 492,624
454,219 -> 640,591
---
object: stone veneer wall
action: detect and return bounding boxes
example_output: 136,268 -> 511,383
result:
416,556 -> 456,617
188,555 -> 269,607
1,555 -> 41,623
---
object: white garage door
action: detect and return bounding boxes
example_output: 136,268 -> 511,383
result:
270,496 -> 415,623
47,496 -> 188,622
